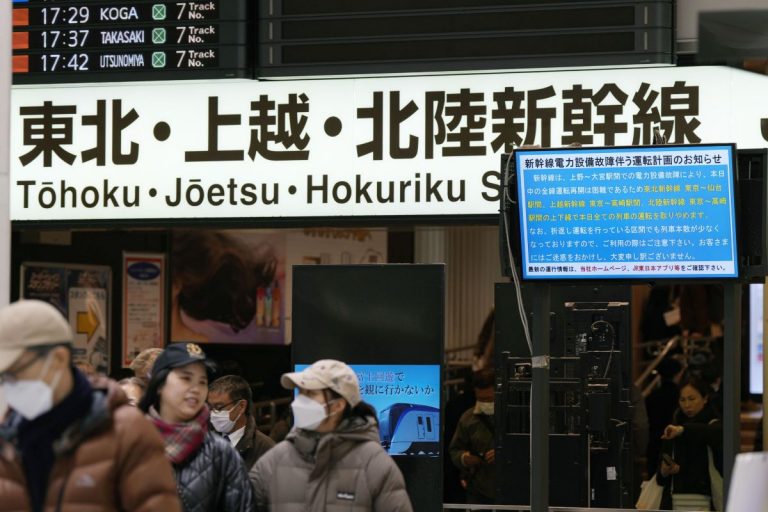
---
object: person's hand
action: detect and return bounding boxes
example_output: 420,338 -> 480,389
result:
660,460 -> 680,477
662,425 -> 684,440
462,452 -> 483,467
484,449 -> 495,464
460,479 -> 468,490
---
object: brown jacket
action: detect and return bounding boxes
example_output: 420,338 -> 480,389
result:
0,376 -> 181,512
235,415 -> 276,470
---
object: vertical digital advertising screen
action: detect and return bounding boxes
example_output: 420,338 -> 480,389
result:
295,364 -> 440,457
514,144 -> 738,280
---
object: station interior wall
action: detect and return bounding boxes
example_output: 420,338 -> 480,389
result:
11,225 -> 502,396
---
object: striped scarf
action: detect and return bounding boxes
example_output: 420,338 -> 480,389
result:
149,405 -> 209,465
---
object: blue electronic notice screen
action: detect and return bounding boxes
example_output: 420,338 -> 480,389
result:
515,145 -> 738,280
294,364 -> 440,457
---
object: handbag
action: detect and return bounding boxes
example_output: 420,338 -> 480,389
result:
636,473 -> 665,510
708,447 -> 723,512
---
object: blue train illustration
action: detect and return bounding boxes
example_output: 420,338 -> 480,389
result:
378,403 -> 440,456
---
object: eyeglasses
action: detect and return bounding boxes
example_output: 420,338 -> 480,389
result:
208,399 -> 241,414
0,353 -> 43,385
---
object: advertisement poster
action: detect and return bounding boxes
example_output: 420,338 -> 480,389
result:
170,230 -> 286,345
123,253 -> 165,367
21,263 -> 111,373
296,364 -> 440,457
170,228 -> 387,345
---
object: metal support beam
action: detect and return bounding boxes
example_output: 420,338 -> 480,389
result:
723,283 -> 742,502
531,284 -> 550,512
0,0 -> 10,307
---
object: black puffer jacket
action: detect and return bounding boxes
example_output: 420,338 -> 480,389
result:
174,431 -> 255,512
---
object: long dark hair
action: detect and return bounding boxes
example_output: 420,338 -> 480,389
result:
138,367 -> 171,414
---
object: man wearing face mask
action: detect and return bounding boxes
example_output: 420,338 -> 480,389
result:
0,299 -> 181,512
249,359 -> 413,512
208,375 -> 275,469
449,368 -> 497,505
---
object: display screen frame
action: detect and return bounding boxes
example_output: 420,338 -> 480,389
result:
508,143 -> 740,283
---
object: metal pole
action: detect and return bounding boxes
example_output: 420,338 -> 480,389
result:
0,0 -> 11,307
531,284 -> 550,512
723,283 -> 742,502
0,0 -> 11,420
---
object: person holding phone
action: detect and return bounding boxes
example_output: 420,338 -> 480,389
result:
658,377 -> 723,511
449,369 -> 497,505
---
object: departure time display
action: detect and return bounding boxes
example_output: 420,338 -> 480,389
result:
25,3 -> 223,26
19,24 -> 232,50
12,0 -> 250,84
21,47 -> 240,73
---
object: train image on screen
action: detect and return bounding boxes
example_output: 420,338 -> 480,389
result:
378,403 -> 440,456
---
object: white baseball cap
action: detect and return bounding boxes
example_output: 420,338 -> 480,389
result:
0,300 -> 73,373
281,359 -> 361,407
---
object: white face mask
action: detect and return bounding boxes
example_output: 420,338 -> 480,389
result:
3,352 -> 64,421
475,401 -> 495,416
210,405 -> 242,434
291,393 -> 337,431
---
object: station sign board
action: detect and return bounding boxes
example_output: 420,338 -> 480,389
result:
9,66 -> 768,221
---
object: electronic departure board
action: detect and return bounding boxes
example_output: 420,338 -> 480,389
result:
12,0 -> 251,84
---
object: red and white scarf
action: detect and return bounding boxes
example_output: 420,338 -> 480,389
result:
148,405 -> 209,465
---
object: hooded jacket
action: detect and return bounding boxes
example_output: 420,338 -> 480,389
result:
250,415 -> 413,512
0,375 -> 181,512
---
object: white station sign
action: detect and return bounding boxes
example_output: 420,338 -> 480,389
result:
9,66 -> 768,221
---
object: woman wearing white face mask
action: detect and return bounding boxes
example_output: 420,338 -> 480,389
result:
139,343 -> 255,512
249,359 -> 413,512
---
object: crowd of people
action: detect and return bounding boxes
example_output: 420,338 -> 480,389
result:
0,293 -> 742,512
440,297 -> 730,511
0,299 -> 414,512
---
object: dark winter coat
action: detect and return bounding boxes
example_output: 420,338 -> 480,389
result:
659,405 -> 722,497
449,406 -> 496,501
250,415 -> 412,512
646,380 -> 680,475
0,376 -> 181,512
235,415 -> 275,470
174,431 -> 255,512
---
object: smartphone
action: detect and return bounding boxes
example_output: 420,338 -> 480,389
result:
662,453 -> 676,466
